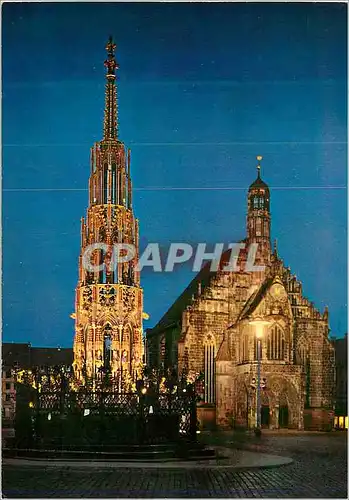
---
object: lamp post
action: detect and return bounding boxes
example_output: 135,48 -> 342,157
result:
248,317 -> 269,436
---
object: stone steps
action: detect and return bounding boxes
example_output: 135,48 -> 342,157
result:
3,443 -> 216,462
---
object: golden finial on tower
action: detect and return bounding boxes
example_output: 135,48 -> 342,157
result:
104,35 -> 118,78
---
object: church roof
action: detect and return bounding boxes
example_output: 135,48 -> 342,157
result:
2,343 -> 73,369
235,274 -> 287,325
148,248 -> 236,337
249,175 -> 269,191
2,343 -> 31,369
235,277 -> 274,323
248,159 -> 269,192
30,347 -> 73,367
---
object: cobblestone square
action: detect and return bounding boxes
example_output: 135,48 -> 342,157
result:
2,433 -> 347,498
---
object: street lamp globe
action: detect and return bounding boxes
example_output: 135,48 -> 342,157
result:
248,316 -> 270,436
248,317 -> 270,337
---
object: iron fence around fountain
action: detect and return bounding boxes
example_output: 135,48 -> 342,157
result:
27,389 -> 197,448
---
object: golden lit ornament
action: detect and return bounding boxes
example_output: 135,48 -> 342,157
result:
270,283 -> 285,299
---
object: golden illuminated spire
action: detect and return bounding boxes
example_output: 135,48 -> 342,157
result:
73,38 -> 144,388
103,36 -> 119,140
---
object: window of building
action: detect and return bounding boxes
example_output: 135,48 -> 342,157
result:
240,334 -> 249,363
204,335 -> 215,403
5,382 -> 11,390
253,196 -> 264,209
122,325 -> 133,370
5,394 -> 11,401
297,343 -> 308,366
103,163 -> 108,203
263,220 -> 269,237
267,325 -> 285,360
101,247 -> 106,284
160,336 -> 166,369
103,324 -> 112,370
92,178 -> 97,203
256,218 -> 262,236
254,337 -> 263,360
111,163 -> 117,204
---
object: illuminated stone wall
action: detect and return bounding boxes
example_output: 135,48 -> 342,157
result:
148,164 -> 335,431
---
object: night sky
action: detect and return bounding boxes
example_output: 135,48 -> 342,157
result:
2,2 -> 347,347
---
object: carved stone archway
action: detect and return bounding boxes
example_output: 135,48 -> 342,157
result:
267,375 -> 302,429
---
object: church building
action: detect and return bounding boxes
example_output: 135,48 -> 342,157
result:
147,158 -> 335,431
73,38 -> 144,385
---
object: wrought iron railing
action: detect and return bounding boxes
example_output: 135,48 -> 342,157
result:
12,365 -> 202,448
17,388 -> 198,448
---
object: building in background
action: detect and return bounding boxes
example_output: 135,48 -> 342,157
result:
72,38 -> 144,385
147,159 -> 336,431
1,343 -> 73,443
2,343 -> 30,426
331,334 -> 348,429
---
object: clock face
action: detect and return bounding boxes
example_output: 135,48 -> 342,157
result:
271,283 -> 284,298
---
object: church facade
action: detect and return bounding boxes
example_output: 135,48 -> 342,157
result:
147,158 -> 335,431
73,38 -> 143,385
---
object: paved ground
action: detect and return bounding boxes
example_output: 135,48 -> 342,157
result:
3,446 -> 293,470
2,432 -> 347,498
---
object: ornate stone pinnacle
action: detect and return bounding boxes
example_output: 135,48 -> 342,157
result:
104,36 -> 119,78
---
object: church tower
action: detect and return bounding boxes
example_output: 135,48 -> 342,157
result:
73,38 -> 144,386
246,156 -> 271,263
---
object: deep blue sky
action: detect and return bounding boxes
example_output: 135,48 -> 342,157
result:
2,2 -> 347,347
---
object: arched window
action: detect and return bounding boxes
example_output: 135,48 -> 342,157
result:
122,325 -> 133,372
240,334 -> 249,363
111,163 -> 117,204
267,325 -> 285,360
296,342 -> 311,407
254,336 -> 262,360
98,240 -> 106,284
253,196 -> 264,209
263,220 -> 269,238
103,324 -> 112,370
256,218 -> 262,236
204,335 -> 215,403
103,163 -> 108,204
296,342 -> 308,367
92,177 -> 97,204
